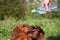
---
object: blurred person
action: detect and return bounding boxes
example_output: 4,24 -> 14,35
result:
42,0 -> 51,12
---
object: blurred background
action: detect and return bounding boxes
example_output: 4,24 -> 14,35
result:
0,0 -> 60,40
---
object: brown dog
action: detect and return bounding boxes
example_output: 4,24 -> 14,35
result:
10,24 -> 45,40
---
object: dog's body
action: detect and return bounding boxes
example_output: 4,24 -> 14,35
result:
10,24 -> 45,40
13,33 -> 32,40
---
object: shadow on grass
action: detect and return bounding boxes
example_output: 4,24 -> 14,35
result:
47,35 -> 60,40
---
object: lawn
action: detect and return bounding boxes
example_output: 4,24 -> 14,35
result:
0,17 -> 60,40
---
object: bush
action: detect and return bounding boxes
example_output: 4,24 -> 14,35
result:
0,0 -> 26,20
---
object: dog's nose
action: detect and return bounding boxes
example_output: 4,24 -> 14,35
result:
32,38 -> 37,40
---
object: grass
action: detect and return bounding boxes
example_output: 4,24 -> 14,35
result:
0,17 -> 60,40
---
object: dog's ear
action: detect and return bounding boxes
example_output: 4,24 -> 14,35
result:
34,25 -> 45,40
10,24 -> 26,40
38,33 -> 45,40
38,28 -> 45,40
11,27 -> 19,40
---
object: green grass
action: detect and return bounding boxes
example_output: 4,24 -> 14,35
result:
0,17 -> 60,40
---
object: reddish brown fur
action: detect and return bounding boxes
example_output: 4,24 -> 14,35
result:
14,33 -> 32,40
10,24 -> 45,40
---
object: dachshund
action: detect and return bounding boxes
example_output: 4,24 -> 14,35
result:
10,24 -> 45,40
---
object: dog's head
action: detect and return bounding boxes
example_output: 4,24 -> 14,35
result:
27,26 -> 45,40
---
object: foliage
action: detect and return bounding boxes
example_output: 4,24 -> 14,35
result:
0,0 -> 26,20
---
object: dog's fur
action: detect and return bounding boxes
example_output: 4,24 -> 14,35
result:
10,24 -> 45,40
